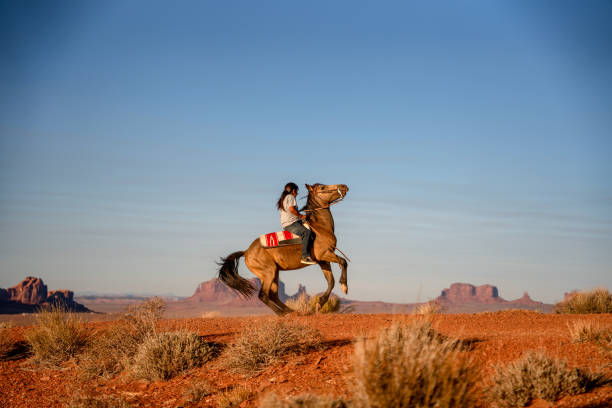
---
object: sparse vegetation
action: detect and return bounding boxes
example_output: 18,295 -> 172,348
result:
216,385 -> 251,408
415,300 -> 444,315
568,320 -> 611,344
489,351 -> 611,407
0,327 -> 16,360
351,318 -> 479,408
66,393 -> 132,408
78,298 -> 165,379
223,319 -> 322,374
131,331 -> 217,381
183,378 -> 214,403
25,303 -> 90,367
555,288 -> 612,314
260,394 -> 348,408
286,292 -> 341,315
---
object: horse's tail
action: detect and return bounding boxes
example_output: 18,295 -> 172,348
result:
217,251 -> 255,298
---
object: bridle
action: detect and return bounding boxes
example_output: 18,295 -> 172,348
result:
303,186 -> 345,213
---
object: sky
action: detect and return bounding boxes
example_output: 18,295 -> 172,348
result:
1,1 -> 611,304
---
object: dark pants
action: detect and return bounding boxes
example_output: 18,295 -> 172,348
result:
284,221 -> 312,259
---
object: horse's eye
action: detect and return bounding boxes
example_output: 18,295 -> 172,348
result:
320,185 -> 326,189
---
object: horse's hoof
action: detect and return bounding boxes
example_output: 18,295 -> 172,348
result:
341,283 -> 348,294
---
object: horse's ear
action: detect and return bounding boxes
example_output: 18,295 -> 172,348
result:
305,184 -> 313,192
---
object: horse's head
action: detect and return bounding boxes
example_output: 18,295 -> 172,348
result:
305,183 -> 349,207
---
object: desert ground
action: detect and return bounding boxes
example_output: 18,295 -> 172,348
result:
1,311 -> 612,408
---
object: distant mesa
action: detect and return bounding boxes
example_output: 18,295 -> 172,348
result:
0,277 -> 90,314
432,282 -> 549,313
183,277 -> 296,306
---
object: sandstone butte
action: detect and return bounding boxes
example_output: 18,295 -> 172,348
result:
0,277 -> 89,313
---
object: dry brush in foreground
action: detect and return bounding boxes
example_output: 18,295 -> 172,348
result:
489,351 -> 611,407
222,318 -> 322,374
351,318 -> 479,408
25,303 -> 90,367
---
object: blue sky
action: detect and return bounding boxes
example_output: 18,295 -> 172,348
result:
1,1 -> 611,304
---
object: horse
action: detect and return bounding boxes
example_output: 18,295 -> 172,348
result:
217,183 -> 349,315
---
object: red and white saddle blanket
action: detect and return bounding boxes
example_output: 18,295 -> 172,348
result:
259,231 -> 302,248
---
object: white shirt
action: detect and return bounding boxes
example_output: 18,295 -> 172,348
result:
280,194 -> 299,227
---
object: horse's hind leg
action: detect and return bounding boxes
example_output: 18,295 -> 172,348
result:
315,261 -> 335,312
269,273 -> 293,315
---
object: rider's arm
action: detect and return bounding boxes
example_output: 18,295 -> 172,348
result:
289,206 -> 307,220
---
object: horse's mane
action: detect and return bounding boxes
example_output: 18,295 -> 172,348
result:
300,183 -> 322,211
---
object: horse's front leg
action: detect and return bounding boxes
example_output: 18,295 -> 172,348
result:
315,261 -> 335,312
317,250 -> 348,295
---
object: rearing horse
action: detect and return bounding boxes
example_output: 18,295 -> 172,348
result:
217,183 -> 349,315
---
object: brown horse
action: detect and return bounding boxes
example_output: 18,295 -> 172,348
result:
217,183 -> 349,315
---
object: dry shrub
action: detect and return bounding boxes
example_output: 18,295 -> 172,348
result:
489,351 -> 611,407
310,294 -> 341,314
202,311 -> 221,318
0,328 -> 16,360
555,288 -> 612,314
415,300 -> 444,315
260,394 -> 348,408
183,378 -> 214,403
351,318 -> 479,408
66,392 -> 132,408
223,319 -> 322,374
568,320 -> 611,344
286,292 -> 341,315
25,303 -> 90,367
216,385 -> 250,408
78,297 -> 165,379
131,331 -> 216,381
286,292 -> 314,315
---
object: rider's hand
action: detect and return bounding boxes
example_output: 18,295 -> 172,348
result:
300,213 -> 307,220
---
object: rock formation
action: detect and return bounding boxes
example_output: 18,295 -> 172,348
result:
0,277 -> 90,313
438,283 -> 502,304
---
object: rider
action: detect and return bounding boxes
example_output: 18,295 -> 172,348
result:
277,182 -> 316,264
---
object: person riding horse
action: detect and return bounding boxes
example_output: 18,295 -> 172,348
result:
277,182 -> 316,264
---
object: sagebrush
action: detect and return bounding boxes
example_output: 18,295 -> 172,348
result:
351,318 -> 479,408
131,331 -> 216,381
183,378 -> 214,403
25,303 -> 90,367
216,385 -> 250,408
223,319 -> 322,374
66,393 -> 132,408
260,394 -> 348,408
567,320 -> 611,344
489,351 -> 611,407
286,292 -> 341,315
555,288 -> 612,314
78,297 -> 165,379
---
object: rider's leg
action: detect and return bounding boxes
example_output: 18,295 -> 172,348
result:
283,222 -> 312,260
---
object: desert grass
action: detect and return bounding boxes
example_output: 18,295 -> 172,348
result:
78,298 -> 165,379
66,392 -> 132,408
131,331 -> 217,381
223,318 -> 322,374
351,318 -> 479,408
489,351 -> 611,407
286,292 -> 341,315
260,394 -> 348,408
25,303 -> 90,367
0,327 -> 16,360
183,378 -> 214,403
568,320 -> 611,344
415,300 -> 444,315
216,385 -> 251,408
555,287 -> 612,314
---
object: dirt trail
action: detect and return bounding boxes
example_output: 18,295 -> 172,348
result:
1,311 -> 611,407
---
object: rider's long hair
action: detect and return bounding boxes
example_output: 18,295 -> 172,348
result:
276,182 -> 298,210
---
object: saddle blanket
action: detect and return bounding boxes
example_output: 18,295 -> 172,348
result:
260,231 -> 302,248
